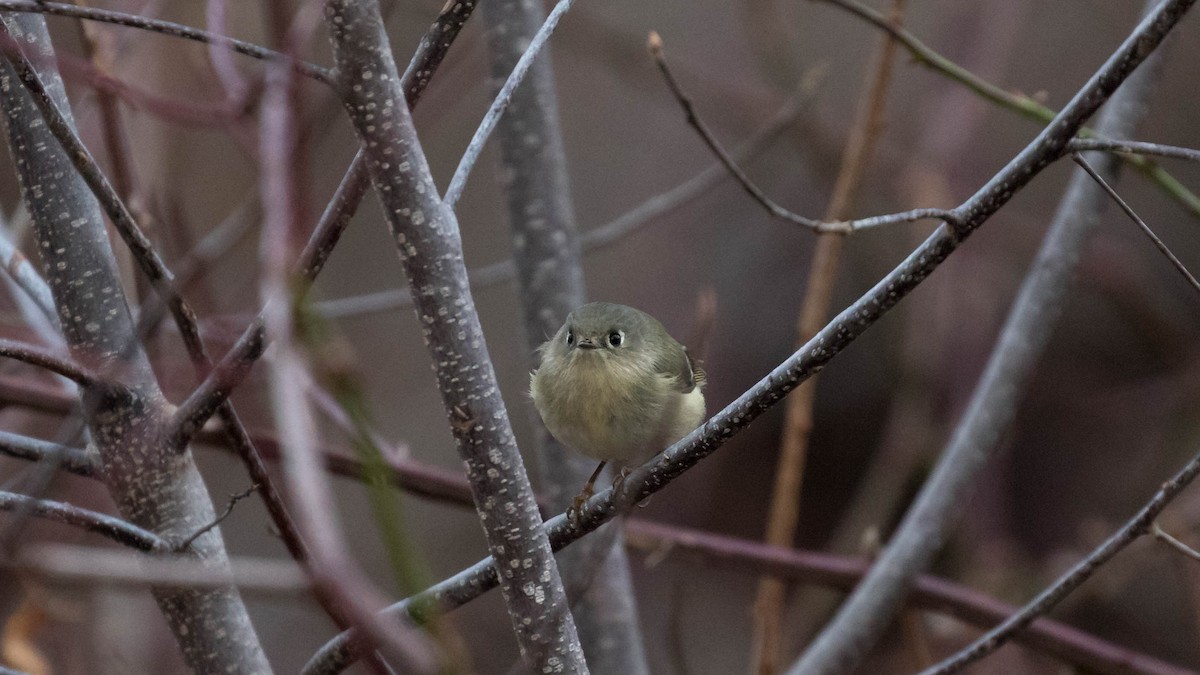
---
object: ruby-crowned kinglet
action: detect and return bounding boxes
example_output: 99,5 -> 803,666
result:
530,302 -> 706,512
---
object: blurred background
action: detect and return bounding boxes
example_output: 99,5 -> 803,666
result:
1,0 -> 1199,672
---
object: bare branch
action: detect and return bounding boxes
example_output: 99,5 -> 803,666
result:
0,491 -> 164,551
924,442 -> 1200,674
444,0 -> 578,207
0,0 -> 332,85
648,30 -> 951,235
480,0 -> 645,668
1068,138 -> 1200,163
323,0 -> 586,670
812,0 -> 1200,218
316,89 -> 815,319
0,12 -> 273,672
0,225 -> 56,331
625,520 -> 1195,675
14,544 -> 310,597
1072,152 -> 1200,296
0,430 -> 96,476
0,338 -> 101,386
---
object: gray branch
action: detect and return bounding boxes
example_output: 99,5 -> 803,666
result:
788,1 -> 1174,673
0,12 -> 272,674
479,0 -> 647,671
0,491 -> 165,550
322,1 -> 586,672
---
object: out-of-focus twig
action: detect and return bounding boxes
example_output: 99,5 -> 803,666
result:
811,0 -> 1200,218
14,544 -> 310,596
626,520 -> 1195,675
750,1 -> 905,671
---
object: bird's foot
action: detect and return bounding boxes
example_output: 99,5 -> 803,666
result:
568,486 -> 595,527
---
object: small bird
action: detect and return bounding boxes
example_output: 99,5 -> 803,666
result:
530,302 -> 706,516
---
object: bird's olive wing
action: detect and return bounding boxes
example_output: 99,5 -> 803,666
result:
658,342 -> 703,393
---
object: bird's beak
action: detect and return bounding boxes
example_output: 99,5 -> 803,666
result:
577,337 -> 600,350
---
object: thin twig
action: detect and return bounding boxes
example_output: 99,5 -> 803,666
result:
811,0 -> 1200,218
1072,153 -> 1200,296
14,544 -> 310,596
0,0 -> 332,85
443,0 -> 579,208
305,1 -> 1193,670
0,491 -> 165,551
648,30 -> 950,235
923,441 -> 1200,674
1153,523 -> 1200,563
625,520 -> 1194,675
317,88 -> 814,319
1068,138 -> 1200,163
168,0 -> 481,449
0,338 -> 100,386
0,226 -> 56,331
175,484 -> 259,552
0,430 -> 97,476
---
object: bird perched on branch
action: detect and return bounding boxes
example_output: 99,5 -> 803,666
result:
531,302 -> 706,519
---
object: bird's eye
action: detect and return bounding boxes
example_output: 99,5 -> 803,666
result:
565,329 -> 574,346
608,331 -> 624,347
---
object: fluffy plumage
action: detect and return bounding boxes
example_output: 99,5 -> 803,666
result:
530,302 -> 706,466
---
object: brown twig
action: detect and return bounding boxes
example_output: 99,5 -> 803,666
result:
317,87 -> 814,319
175,484 -> 259,552
647,29 -> 949,235
749,2 -> 905,672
